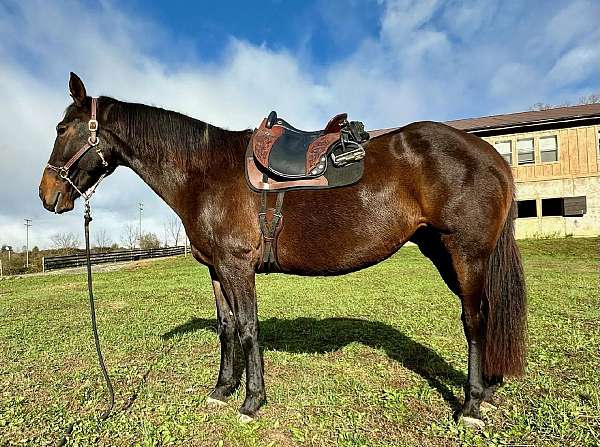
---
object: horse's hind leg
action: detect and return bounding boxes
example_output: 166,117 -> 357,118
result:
412,228 -> 488,426
482,375 -> 503,407
455,260 -> 487,426
207,268 -> 242,405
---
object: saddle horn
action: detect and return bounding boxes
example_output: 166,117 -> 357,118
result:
266,111 -> 277,129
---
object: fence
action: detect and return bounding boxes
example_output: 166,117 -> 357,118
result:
42,246 -> 186,272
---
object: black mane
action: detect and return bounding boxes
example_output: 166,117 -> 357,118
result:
103,97 -> 251,170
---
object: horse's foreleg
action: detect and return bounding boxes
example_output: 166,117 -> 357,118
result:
215,261 -> 266,421
207,269 -> 242,405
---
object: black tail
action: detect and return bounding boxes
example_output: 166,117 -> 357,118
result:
483,201 -> 527,377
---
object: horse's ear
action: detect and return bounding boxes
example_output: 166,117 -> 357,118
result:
69,72 -> 87,107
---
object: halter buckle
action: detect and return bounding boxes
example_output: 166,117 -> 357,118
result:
59,167 -> 69,179
88,136 -> 100,146
88,119 -> 98,132
96,147 -> 109,167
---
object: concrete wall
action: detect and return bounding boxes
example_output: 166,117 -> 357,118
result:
514,176 -> 599,238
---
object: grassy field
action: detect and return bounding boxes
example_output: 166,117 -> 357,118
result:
0,238 -> 598,446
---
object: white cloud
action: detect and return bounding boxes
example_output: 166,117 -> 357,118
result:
547,45 -> 598,87
0,0 -> 597,249
543,0 -> 597,54
490,63 -> 538,97
441,1 -> 497,40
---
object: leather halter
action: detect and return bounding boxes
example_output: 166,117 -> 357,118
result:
46,97 -> 109,200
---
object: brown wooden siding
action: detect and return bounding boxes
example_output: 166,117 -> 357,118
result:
483,124 -> 599,183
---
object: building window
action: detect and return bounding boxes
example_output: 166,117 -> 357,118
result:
541,198 -> 563,216
517,138 -> 534,165
563,196 -> 587,217
494,141 -> 512,165
517,200 -> 537,218
540,135 -> 558,163
539,196 -> 587,217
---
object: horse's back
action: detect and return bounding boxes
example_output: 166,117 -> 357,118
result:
379,121 -> 514,247
374,120 -> 512,182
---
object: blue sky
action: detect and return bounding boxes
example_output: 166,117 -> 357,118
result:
117,0 -> 383,66
0,0 -> 598,248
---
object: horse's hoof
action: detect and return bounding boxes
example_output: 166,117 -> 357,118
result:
206,396 -> 227,407
238,413 -> 254,424
480,401 -> 497,412
461,416 -> 485,429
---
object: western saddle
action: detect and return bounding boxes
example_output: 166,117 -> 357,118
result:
245,111 -> 369,272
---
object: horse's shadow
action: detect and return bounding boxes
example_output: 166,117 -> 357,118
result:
163,317 -> 465,411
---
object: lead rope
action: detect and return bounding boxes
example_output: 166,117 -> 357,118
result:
84,201 -> 115,421
57,199 -> 114,446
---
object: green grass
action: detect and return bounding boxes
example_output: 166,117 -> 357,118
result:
0,238 -> 598,446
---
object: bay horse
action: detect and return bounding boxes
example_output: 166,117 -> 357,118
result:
39,73 -> 526,427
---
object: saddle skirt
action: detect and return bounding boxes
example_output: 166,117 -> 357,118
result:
245,111 -> 369,192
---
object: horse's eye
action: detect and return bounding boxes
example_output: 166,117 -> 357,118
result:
56,125 -> 67,136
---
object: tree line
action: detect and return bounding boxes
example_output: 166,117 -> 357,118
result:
0,216 -> 185,276
529,93 -> 600,111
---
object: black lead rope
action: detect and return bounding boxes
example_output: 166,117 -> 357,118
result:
57,201 -> 114,446
84,202 -> 115,420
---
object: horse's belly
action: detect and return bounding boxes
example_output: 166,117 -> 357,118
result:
274,192 -> 418,275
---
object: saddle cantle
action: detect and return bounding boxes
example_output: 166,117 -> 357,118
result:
246,111 -> 369,191
245,110 -> 370,272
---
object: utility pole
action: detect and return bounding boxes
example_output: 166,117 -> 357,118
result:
138,202 -> 144,248
24,219 -> 32,268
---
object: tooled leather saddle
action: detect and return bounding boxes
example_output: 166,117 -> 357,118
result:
245,111 -> 369,272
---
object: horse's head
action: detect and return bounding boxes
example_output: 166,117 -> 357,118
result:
39,73 -> 117,213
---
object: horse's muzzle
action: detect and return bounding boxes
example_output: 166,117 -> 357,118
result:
39,168 -> 75,213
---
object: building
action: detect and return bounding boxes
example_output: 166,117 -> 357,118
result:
447,104 -> 599,238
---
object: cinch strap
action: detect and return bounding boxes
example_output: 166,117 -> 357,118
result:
258,174 -> 285,273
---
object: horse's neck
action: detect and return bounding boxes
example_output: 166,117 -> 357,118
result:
118,148 -> 186,209
113,122 -> 249,220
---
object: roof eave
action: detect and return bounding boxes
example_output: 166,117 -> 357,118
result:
461,115 -> 600,134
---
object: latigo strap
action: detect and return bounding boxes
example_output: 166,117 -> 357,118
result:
258,175 -> 285,273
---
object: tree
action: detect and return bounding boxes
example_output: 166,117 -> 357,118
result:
530,92 -> 599,111
161,223 -> 170,248
121,223 -> 137,249
139,232 -> 161,250
578,93 -> 600,105
529,102 -> 555,111
164,216 -> 182,247
93,229 -> 112,252
50,232 -> 80,253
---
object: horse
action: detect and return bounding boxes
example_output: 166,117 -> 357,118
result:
39,73 -> 526,428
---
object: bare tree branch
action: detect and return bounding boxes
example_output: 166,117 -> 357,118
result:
165,216 -> 182,247
93,228 -> 112,252
530,93 -> 599,111
50,232 -> 80,253
578,93 -> 600,105
121,223 -> 138,249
